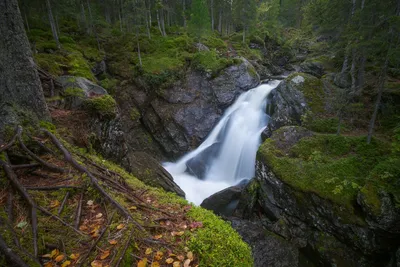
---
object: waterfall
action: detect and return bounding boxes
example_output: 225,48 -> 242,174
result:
163,80 -> 281,205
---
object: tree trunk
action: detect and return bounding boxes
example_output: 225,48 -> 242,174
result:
45,0 -> 60,48
160,9 -> 166,36
81,3 -> 88,32
242,26 -> 246,43
156,10 -> 163,35
182,0 -> 186,28
136,27 -> 142,67
86,0 -> 93,34
218,8 -> 222,34
211,0 -> 214,31
350,49 -> 357,95
0,0 -> 50,135
24,12 -> 30,32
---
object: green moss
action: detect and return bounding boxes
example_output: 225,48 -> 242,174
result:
360,184 -> 381,216
67,52 -> 95,80
202,36 -> 228,50
187,207 -> 253,267
289,73 -> 325,113
130,108 -> 141,121
258,132 -> 389,212
34,53 -> 67,76
39,121 -> 56,132
192,50 -> 233,75
84,95 -> 117,119
64,87 -> 85,97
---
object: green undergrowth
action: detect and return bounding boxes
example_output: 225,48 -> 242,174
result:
84,94 -> 117,119
64,141 -> 253,266
258,129 -> 392,214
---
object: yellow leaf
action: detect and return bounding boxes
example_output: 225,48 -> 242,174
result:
166,258 -> 174,264
173,261 -> 181,267
44,262 -> 54,267
154,234 -> 162,240
177,255 -> 185,261
42,254 -> 52,258
50,249 -> 59,258
50,200 -> 60,208
61,261 -> 71,267
187,251 -> 193,260
128,206 -> 137,210
95,213 -> 103,219
116,223 -> 125,230
137,258 -> 148,267
154,251 -> 163,261
184,259 -> 191,267
91,260 -> 103,267
55,254 -> 65,262
109,239 -> 118,245
145,248 -> 153,255
151,262 -> 160,267
69,253 -> 80,260
79,225 -> 88,231
100,250 -> 110,260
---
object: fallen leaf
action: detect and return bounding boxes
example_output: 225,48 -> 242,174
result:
100,250 -> 110,260
91,260 -> 103,267
61,261 -> 71,267
109,239 -> 118,245
116,223 -> 125,230
184,259 -> 191,267
166,258 -> 174,264
145,248 -> 153,255
42,254 -> 52,258
50,249 -> 59,258
173,261 -> 181,267
189,222 -> 203,230
70,253 -> 80,260
79,225 -> 88,231
154,251 -> 163,261
151,262 -> 160,267
50,200 -> 60,208
184,247 -> 189,252
137,258 -> 147,267
95,213 -> 103,219
44,262 -> 54,267
128,206 -> 137,210
187,252 -> 193,260
87,200 -> 94,206
171,231 -> 184,236
16,221 -> 28,229
154,234 -> 163,240
55,254 -> 65,262
177,255 -> 185,261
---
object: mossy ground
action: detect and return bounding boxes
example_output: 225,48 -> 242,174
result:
0,130 -> 252,267
258,129 -> 397,218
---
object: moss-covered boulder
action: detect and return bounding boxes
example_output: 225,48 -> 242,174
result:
235,126 -> 400,266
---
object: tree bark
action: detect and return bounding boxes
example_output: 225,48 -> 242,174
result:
0,0 -> 50,136
160,9 -> 166,36
182,0 -> 186,28
218,8 -> 222,34
45,0 -> 60,48
157,10 -> 163,35
211,0 -> 214,31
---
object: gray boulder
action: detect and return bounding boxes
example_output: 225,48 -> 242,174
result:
300,61 -> 325,78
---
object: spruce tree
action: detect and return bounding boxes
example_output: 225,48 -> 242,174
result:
188,0 -> 211,39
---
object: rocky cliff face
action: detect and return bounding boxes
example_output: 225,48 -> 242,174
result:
123,58 -> 260,158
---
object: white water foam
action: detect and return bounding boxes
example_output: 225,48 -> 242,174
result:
163,80 -> 281,205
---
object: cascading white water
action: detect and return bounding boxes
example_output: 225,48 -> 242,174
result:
163,80 -> 281,205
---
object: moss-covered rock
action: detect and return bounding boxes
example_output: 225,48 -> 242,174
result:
84,94 -> 117,118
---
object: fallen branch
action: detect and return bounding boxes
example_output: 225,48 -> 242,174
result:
11,163 -> 40,169
26,185 -> 80,191
43,130 -> 144,231
0,159 -> 38,258
58,192 -> 70,215
77,212 -> 116,267
0,233 -> 29,267
0,126 -> 20,153
17,126 -> 65,173
75,192 -> 84,230
115,229 -> 135,267
37,206 -> 86,237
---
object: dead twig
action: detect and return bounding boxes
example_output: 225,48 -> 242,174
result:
77,211 -> 116,267
17,126 -> 65,173
37,206 -> 86,237
43,129 -> 144,231
75,192 -> 84,230
115,229 -> 135,267
0,159 -> 38,258
11,163 -> 40,169
0,126 -> 20,153
58,192 -> 70,215
0,233 -> 29,267
26,185 -> 80,191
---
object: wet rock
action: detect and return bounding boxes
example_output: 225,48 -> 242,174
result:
263,74 -> 310,138
300,61 -> 325,78
92,60 -> 107,76
230,219 -> 299,267
200,183 -> 246,216
186,142 -> 220,179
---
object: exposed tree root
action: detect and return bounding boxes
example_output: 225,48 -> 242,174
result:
0,126 -> 20,153
0,233 -> 29,267
115,228 -> 135,267
75,192 -> 84,230
25,185 -> 80,191
58,191 -> 70,215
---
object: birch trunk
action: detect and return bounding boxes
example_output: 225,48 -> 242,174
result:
45,0 -> 60,48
